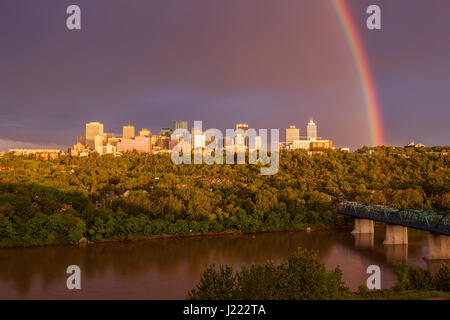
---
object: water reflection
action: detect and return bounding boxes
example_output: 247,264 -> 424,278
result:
353,234 -> 374,249
385,245 -> 408,263
0,228 -> 447,299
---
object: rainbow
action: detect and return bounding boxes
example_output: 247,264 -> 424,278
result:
331,0 -> 384,146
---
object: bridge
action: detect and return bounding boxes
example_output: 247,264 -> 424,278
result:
337,202 -> 450,260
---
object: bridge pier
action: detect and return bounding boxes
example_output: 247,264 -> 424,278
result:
424,233 -> 449,260
351,218 -> 374,234
383,224 -> 408,245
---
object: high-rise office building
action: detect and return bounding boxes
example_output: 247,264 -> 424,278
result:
139,128 -> 151,137
159,128 -> 173,137
307,119 -> 317,140
236,123 -> 249,148
86,122 -> 104,150
123,124 -> 135,139
149,134 -> 158,148
173,121 -> 188,131
286,125 -> 300,146
172,121 -> 190,141
77,135 -> 86,145
236,123 -> 249,132
94,134 -> 105,150
249,136 -> 261,151
156,136 -> 170,150
191,127 -> 205,149
224,136 -> 233,149
104,133 -> 116,143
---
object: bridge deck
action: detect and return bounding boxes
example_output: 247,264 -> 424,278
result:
337,202 -> 450,236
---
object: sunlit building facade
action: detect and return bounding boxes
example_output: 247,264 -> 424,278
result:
117,136 -> 151,153
9,149 -> 64,160
139,128 -> 151,136
286,125 -> 300,146
307,119 -> 317,140
173,121 -> 188,131
86,122 -> 104,150
123,125 -> 135,139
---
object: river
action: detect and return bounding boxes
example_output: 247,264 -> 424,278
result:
0,228 -> 447,299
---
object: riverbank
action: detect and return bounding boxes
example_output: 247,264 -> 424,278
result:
91,224 -> 353,244
0,224 -> 353,249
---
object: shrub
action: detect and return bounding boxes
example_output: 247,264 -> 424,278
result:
392,261 -> 410,292
187,265 -> 236,300
408,267 -> 434,290
188,247 -> 348,299
433,263 -> 450,292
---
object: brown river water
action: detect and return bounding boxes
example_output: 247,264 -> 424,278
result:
0,228 -> 447,299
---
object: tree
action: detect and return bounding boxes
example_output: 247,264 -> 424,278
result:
187,265 -> 236,300
433,263 -> 450,292
392,261 -> 410,291
187,247 -> 348,300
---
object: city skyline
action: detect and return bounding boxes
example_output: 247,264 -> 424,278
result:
6,118 -> 337,156
0,113 -> 439,152
0,1 -> 449,151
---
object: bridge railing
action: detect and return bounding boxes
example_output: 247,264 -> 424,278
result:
337,202 -> 449,236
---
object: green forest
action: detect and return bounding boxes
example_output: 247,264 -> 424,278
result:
0,146 -> 448,247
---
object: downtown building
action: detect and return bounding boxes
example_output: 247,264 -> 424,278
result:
173,120 -> 188,131
76,122 -> 119,156
85,122 -> 104,150
123,124 -> 135,139
289,119 -> 333,152
222,124 -> 262,154
286,125 -> 300,147
172,120 -> 190,142
117,136 -> 152,153
10,149 -> 65,160
70,142 -> 90,157
139,128 -> 151,137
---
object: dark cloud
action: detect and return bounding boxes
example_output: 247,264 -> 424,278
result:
0,0 -> 448,150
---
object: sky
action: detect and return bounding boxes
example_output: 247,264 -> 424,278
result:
0,0 -> 449,150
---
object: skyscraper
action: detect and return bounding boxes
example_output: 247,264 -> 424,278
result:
286,125 -> 300,146
139,128 -> 151,137
173,120 -> 188,131
236,123 -> 249,148
77,135 -> 86,145
159,128 -> 173,137
123,124 -> 135,139
191,126 -> 205,149
172,121 -> 189,141
307,119 -> 317,140
236,123 -> 249,132
94,134 -> 105,150
86,122 -> 104,150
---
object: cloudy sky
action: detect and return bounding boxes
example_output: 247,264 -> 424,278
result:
0,0 -> 449,150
